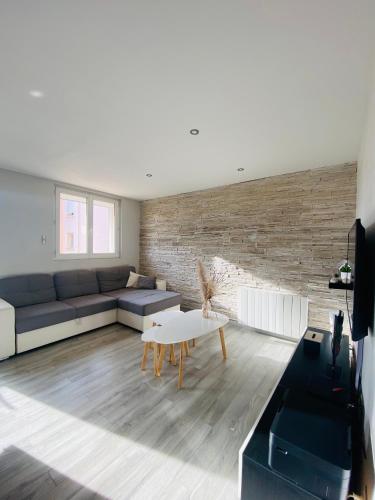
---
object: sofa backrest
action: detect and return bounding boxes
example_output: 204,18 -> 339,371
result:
54,269 -> 99,300
0,274 -> 56,308
96,265 -> 135,292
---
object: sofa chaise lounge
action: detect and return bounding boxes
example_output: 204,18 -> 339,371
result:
0,265 -> 181,360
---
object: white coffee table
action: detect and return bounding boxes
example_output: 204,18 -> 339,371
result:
142,309 -> 229,389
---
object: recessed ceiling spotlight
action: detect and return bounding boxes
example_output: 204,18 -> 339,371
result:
29,90 -> 45,98
237,168 -> 245,172
146,173 -> 152,177
190,129 -> 199,135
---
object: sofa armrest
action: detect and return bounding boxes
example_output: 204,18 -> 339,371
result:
0,298 -> 15,359
156,279 -> 167,291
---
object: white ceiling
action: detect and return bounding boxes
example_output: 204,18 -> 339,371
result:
0,1 -> 374,200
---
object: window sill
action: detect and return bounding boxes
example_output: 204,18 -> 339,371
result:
54,254 -> 120,261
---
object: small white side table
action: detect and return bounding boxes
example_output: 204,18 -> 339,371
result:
150,310 -> 184,326
142,309 -> 229,389
140,310 -> 185,375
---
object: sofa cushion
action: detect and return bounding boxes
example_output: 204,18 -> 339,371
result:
54,270 -> 99,299
0,274 -> 56,308
15,301 -> 75,334
115,289 -> 182,316
136,276 -> 156,290
62,294 -> 117,318
126,271 -> 143,288
96,266 -> 135,292
103,288 -> 147,299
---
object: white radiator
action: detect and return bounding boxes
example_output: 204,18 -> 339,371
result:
239,287 -> 308,340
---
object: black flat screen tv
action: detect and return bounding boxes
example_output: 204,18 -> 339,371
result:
347,218 -> 368,341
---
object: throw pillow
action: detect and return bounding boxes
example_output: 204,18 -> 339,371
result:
126,271 -> 143,288
136,276 -> 156,290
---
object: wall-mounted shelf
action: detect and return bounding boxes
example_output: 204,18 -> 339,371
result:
328,281 -> 353,290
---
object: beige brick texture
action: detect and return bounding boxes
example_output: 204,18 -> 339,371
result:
140,163 -> 357,333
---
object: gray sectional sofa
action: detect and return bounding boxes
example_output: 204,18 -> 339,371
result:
0,265 -> 181,360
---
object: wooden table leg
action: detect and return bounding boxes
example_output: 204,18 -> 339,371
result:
153,342 -> 160,376
178,342 -> 184,389
192,338 -> 196,347
184,341 -> 190,357
141,342 -> 149,370
219,327 -> 227,360
169,344 -> 176,365
158,344 -> 166,374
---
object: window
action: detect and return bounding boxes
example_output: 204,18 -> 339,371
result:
59,192 -> 87,254
93,199 -> 115,254
56,187 -> 120,259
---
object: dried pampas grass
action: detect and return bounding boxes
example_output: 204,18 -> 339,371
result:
197,260 -> 225,317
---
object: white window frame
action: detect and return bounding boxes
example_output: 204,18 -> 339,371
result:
55,186 -> 120,260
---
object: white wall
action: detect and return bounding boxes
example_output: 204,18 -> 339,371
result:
357,58 -> 375,465
0,168 -> 140,276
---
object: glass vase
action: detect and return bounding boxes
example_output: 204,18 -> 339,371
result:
202,299 -> 212,318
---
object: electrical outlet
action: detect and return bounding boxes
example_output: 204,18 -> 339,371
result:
41,235 -> 47,245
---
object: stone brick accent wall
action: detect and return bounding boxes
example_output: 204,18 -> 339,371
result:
140,163 -> 357,332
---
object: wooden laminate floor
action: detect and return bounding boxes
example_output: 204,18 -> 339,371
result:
0,322 -> 295,500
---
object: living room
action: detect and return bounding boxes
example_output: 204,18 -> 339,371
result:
0,2 -> 374,499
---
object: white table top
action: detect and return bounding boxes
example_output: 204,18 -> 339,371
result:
149,310 -> 184,326
142,309 -> 229,344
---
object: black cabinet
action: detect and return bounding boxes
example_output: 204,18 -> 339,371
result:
240,328 -> 351,500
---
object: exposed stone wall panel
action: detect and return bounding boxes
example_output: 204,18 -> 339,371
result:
140,164 -> 357,332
